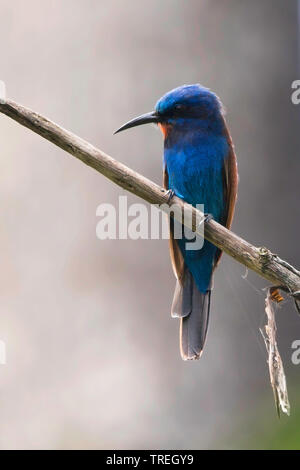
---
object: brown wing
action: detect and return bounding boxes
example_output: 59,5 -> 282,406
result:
163,166 -> 185,285
214,116 -> 238,267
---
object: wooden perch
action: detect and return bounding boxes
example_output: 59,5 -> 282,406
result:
0,97 -> 300,298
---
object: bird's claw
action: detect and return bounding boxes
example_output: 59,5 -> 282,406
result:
197,213 -> 213,228
165,189 -> 175,203
204,213 -> 214,223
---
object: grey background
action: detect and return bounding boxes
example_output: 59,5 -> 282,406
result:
0,0 -> 299,449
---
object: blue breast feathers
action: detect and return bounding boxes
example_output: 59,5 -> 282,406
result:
165,132 -> 228,221
165,130 -> 229,293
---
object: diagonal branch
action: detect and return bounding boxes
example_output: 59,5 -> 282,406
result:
0,97 -> 299,297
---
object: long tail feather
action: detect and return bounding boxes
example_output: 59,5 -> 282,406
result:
172,270 -> 211,360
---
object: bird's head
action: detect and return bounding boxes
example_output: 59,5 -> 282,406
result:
114,84 -> 224,138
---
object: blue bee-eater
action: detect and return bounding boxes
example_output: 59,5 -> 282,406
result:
115,84 -> 238,360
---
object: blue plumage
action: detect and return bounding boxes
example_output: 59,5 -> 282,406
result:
115,84 -> 238,360
157,85 -> 229,293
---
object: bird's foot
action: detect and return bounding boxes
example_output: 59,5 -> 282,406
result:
198,213 -> 214,228
204,213 -> 214,223
165,189 -> 175,203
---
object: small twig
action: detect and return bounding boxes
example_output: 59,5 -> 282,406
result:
261,288 -> 290,417
273,255 -> 300,278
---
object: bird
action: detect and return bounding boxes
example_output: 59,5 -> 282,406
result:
114,84 -> 238,360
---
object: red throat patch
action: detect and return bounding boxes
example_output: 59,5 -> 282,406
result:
158,123 -> 172,138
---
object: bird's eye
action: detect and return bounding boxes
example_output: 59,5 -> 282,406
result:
174,104 -> 186,112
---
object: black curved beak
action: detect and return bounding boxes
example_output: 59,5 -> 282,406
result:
114,111 -> 159,135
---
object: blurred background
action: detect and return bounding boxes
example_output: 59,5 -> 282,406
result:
0,0 -> 299,450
